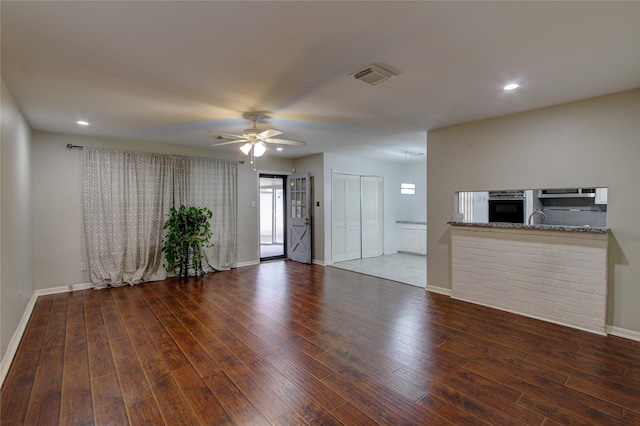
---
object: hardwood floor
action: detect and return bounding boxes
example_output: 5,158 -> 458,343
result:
2,261 -> 640,425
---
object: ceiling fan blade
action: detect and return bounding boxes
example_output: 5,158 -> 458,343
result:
210,139 -> 249,147
265,138 -> 306,146
258,128 -> 282,138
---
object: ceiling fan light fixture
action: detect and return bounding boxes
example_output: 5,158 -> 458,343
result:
210,114 -> 306,172
253,141 -> 267,157
239,142 -> 252,155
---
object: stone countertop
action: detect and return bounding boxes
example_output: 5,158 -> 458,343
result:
396,221 -> 427,225
447,221 -> 609,234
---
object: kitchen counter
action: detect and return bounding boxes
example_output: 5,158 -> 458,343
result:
447,221 -> 608,234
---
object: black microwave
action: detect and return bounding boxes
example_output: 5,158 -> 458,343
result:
489,199 -> 525,224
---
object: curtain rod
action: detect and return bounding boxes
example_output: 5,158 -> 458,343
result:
65,144 -> 245,164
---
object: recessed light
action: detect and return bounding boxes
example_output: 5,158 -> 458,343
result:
503,83 -> 519,91
276,147 -> 283,151
77,120 -> 89,126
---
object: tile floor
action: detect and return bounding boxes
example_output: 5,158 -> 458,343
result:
330,252 -> 427,288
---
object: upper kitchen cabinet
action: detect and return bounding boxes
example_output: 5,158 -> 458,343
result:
595,187 -> 608,205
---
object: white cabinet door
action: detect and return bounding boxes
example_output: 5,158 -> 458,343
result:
397,224 -> 426,254
418,228 -> 427,255
595,187 -> 608,205
473,191 -> 489,223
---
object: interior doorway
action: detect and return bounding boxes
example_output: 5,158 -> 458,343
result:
259,174 -> 286,261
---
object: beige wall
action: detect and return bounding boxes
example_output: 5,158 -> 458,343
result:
31,131 -> 294,288
1,80 -> 34,357
427,89 -> 640,333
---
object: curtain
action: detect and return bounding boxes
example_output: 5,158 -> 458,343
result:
175,155 -> 238,271
82,147 -> 237,288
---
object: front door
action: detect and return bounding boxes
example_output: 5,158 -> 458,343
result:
287,173 -> 311,264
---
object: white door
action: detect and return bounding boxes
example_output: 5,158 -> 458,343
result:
331,173 -> 361,262
287,173 -> 311,264
345,175 -> 362,260
361,176 -> 384,258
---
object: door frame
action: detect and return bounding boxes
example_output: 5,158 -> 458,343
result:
258,172 -> 289,262
331,171 -> 384,264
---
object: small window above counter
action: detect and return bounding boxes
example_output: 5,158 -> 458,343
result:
455,187 -> 607,228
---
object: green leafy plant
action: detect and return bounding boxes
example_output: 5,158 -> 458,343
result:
162,205 -> 213,278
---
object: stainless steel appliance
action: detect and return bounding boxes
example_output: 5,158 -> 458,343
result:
488,190 -> 525,223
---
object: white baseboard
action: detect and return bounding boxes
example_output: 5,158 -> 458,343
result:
426,285 -> 452,296
35,282 -> 93,296
0,292 -> 38,387
432,290 -> 640,342
0,283 -> 93,387
237,259 -> 325,267
451,294 -> 607,336
607,325 -> 640,342
423,288 -> 640,342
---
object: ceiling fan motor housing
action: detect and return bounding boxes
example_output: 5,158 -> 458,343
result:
244,128 -> 261,137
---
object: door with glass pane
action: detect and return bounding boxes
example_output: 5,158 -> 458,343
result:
287,173 -> 311,264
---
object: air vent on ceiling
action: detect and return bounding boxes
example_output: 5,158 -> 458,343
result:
351,64 -> 396,86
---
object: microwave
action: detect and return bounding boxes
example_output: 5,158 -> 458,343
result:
537,188 -> 596,198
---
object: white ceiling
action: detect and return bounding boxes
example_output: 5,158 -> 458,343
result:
2,1 -> 639,163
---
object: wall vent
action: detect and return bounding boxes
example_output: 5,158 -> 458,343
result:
351,64 -> 396,86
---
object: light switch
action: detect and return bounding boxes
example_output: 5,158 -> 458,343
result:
251,201 -> 256,207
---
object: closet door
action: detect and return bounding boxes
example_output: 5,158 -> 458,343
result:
344,175 -> 362,260
375,176 -> 384,256
361,176 -> 384,258
331,173 -> 361,262
331,174 -> 348,262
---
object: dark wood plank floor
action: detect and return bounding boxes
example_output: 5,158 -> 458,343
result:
2,261 -> 640,425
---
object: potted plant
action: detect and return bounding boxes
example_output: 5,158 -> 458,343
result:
162,205 -> 213,278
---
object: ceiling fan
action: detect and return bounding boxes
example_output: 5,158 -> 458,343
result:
210,113 -> 306,169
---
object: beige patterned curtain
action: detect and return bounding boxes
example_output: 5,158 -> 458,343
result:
174,155 -> 238,271
82,148 -> 172,288
82,147 -> 237,288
